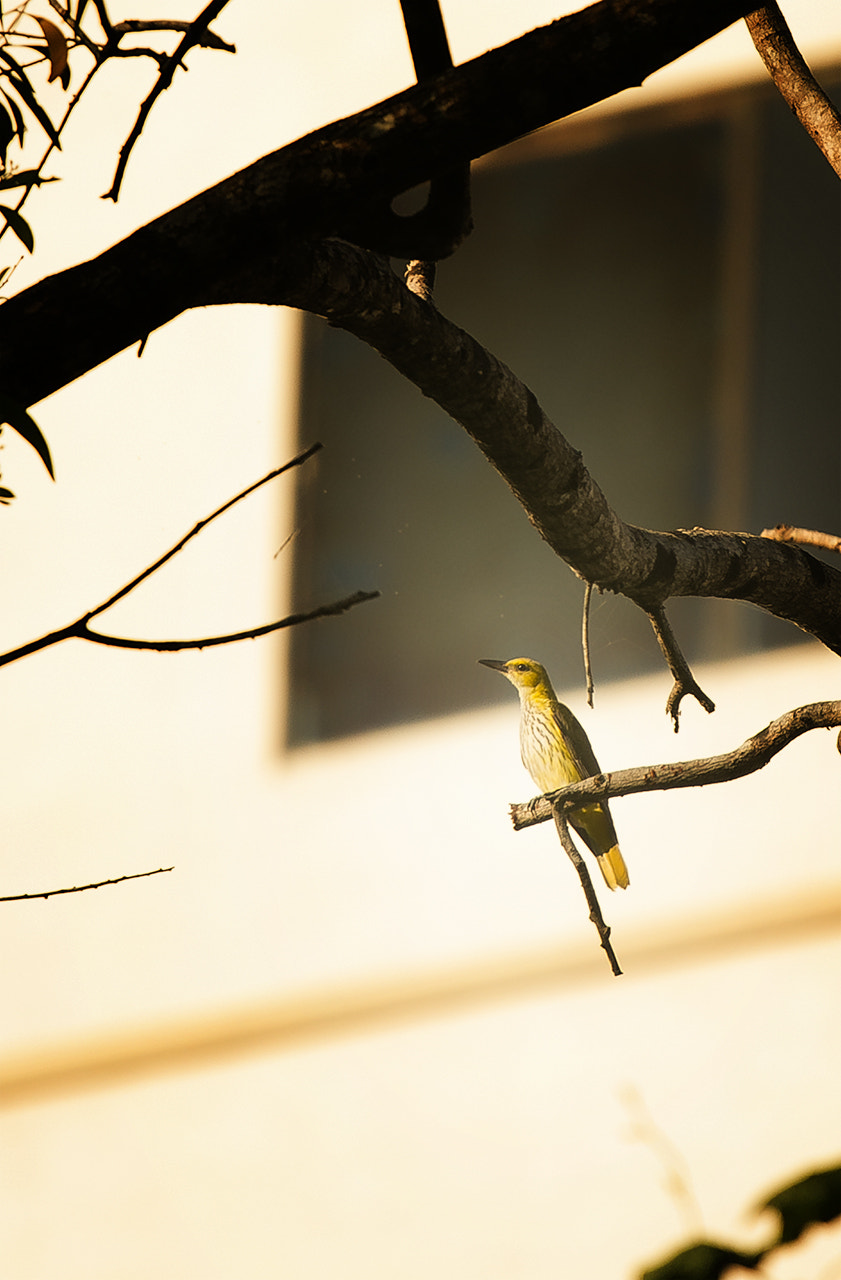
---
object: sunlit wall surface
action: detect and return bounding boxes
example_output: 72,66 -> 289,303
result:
1,5 -> 839,1279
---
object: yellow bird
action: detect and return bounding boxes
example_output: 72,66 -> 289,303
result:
479,657 -> 629,891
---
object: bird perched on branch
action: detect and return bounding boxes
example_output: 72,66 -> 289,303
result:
479,657 -> 629,891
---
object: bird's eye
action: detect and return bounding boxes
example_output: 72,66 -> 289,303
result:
516,663 -> 529,672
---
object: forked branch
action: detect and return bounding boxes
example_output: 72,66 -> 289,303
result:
0,444 -> 379,669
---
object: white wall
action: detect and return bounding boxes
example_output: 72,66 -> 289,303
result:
1,4 -> 839,1278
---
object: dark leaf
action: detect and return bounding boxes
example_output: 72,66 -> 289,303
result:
0,101 -> 13,163
0,486 -> 15,504
59,62 -> 70,91
759,1165 -> 841,1247
1,89 -> 26,142
34,17 -> 69,84
0,53 -> 61,148
0,395 -> 54,477
641,1241 -> 761,1280
0,203 -> 34,251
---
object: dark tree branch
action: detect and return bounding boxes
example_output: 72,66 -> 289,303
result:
104,0 -> 233,201
745,2 -> 841,176
110,19 -> 235,53
553,807 -> 622,977
0,445 -> 379,669
510,701 -> 841,830
0,0 -> 759,408
1,866 -> 174,902
243,239 -> 841,663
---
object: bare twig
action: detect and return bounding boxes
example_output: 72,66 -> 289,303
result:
647,604 -> 716,731
105,0 -> 232,201
1,866 -> 173,901
582,580 -> 595,707
745,2 -> 841,177
111,20 -> 235,54
761,524 -> 841,554
552,807 -> 622,976
510,700 -> 841,830
0,444 -> 379,668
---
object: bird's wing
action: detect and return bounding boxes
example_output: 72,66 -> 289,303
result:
551,701 -> 603,779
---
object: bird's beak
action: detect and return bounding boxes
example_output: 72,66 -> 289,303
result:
478,659 -> 508,673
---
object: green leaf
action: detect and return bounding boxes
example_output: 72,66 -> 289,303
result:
0,203 -> 34,252
760,1165 -> 841,1247
0,169 -> 59,190
0,395 -> 54,477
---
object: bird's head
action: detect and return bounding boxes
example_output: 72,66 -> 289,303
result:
478,657 -> 552,695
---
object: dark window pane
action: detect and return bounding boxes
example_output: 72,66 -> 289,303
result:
288,75 -> 840,745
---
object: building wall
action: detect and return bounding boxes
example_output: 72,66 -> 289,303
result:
1,4 -> 839,1278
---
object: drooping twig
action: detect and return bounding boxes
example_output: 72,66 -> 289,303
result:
552,806 -> 622,976
745,2 -> 841,177
0,865 -> 173,901
510,700 -> 841,830
0,444 -> 379,668
105,0 -> 233,201
647,604 -> 715,731
582,580 -> 595,707
761,524 -> 841,555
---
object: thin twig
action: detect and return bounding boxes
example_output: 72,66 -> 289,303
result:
510,700 -> 841,830
0,445 -> 379,668
1,866 -> 173,901
552,807 -> 622,976
82,443 -> 322,624
761,524 -> 841,554
745,2 -> 841,177
647,604 -> 715,731
111,19 -> 235,53
78,590 -> 379,653
582,579 -> 594,707
105,0 -> 232,201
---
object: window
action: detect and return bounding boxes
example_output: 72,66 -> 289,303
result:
288,72 -> 840,746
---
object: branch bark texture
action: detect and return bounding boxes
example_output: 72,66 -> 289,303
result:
0,0 -> 756,407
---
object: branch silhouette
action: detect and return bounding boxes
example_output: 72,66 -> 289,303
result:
1,866 -> 174,901
0,443 -> 379,669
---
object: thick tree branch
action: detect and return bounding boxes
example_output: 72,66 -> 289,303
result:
0,0 -> 757,408
745,2 -> 841,176
227,239 -> 841,659
510,701 -> 841,829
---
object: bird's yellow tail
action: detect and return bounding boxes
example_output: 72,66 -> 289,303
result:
596,844 -> 630,891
